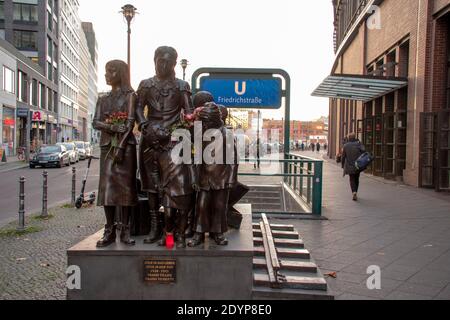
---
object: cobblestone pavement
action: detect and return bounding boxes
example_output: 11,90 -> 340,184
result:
0,205 -> 104,300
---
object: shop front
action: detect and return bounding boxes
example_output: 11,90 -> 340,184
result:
2,106 -> 16,157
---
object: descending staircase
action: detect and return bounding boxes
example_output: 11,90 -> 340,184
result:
240,185 -> 286,212
252,217 -> 334,300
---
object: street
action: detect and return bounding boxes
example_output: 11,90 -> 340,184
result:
0,158 -> 100,227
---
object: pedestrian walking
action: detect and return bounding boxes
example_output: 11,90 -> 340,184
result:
342,133 -> 365,201
316,143 -> 321,153
301,143 -> 305,151
311,143 -> 316,152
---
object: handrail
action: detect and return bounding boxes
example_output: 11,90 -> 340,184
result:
238,153 -> 323,216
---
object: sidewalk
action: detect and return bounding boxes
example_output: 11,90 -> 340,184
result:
0,205 -> 104,300
0,156 -> 28,173
276,151 -> 450,300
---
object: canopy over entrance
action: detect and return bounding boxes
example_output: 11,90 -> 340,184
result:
312,74 -> 408,102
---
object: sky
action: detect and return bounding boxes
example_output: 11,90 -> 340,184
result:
79,0 -> 335,121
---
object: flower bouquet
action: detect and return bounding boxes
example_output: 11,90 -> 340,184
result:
105,111 -> 128,163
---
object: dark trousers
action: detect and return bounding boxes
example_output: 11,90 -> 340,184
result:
349,173 -> 361,193
195,189 -> 230,234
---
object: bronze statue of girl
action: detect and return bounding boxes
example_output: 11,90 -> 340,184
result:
93,60 -> 138,247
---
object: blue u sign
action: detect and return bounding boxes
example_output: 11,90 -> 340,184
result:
200,77 -> 282,109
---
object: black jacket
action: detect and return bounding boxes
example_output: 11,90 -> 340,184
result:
342,140 -> 365,176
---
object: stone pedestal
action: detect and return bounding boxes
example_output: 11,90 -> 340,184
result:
67,205 -> 253,300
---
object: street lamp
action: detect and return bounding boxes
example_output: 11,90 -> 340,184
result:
180,59 -> 189,81
120,4 -> 138,78
71,102 -> 75,141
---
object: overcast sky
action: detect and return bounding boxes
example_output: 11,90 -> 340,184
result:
79,0 -> 335,121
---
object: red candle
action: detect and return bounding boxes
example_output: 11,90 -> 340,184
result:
166,233 -> 174,250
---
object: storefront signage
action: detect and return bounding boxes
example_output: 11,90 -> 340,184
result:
32,111 -> 43,122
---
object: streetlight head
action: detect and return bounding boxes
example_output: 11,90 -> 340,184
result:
121,4 -> 138,21
180,59 -> 189,69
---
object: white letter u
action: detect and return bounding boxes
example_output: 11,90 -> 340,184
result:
235,81 -> 246,96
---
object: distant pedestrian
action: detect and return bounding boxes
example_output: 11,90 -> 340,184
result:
301,143 -> 305,151
316,143 -> 321,153
324,144 -> 328,151
342,133 -> 365,201
311,143 -> 316,152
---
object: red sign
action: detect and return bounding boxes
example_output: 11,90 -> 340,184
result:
32,111 -> 42,122
3,118 -> 15,126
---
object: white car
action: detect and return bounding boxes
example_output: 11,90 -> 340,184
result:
57,142 -> 79,164
75,141 -> 88,160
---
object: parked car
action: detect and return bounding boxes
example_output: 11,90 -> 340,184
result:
84,142 -> 93,158
57,142 -> 79,164
75,141 -> 88,160
30,145 -> 70,169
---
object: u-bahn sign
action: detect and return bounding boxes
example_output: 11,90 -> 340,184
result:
192,68 -> 291,154
200,77 -> 283,109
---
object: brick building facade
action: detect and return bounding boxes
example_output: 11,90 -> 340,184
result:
315,0 -> 450,191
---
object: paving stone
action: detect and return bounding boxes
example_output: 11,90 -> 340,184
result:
396,283 -> 443,298
0,205 -> 104,300
386,290 -> 432,300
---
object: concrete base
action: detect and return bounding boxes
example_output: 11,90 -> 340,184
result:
67,205 -> 253,300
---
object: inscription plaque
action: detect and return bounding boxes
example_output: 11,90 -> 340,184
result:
144,259 -> 176,284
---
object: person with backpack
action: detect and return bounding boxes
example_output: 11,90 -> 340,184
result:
342,133 -> 365,201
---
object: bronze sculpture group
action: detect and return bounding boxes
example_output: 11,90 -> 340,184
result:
93,46 -> 242,249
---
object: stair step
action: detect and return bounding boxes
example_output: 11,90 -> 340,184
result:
253,230 -> 299,240
254,247 -> 310,259
253,237 -> 304,249
254,273 -> 328,291
253,258 -> 317,273
252,286 -> 334,300
241,199 -> 281,205
253,223 -> 295,232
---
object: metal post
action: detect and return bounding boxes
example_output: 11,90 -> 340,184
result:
18,177 -> 26,231
26,111 -> 32,162
41,171 -> 48,218
71,167 -> 76,206
312,161 -> 323,216
127,19 -> 131,80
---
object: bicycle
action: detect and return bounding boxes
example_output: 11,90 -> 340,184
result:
17,147 -> 26,161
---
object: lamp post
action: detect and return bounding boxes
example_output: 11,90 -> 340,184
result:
120,4 -> 138,79
180,59 -> 189,81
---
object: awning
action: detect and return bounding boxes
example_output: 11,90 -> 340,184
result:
311,74 -> 408,102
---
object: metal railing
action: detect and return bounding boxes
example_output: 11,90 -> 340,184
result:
238,153 -> 323,216
285,154 -> 323,216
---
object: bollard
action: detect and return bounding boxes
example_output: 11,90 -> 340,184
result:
41,171 -> 48,218
71,167 -> 76,207
18,177 -> 26,232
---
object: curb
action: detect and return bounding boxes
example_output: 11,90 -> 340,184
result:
0,164 -> 29,174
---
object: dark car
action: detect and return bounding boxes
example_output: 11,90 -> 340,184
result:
30,145 -> 70,169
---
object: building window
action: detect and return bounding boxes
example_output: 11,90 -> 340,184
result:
48,88 -> 53,112
13,2 -> 38,22
3,66 -> 15,94
32,79 -> 38,106
47,10 -> 52,31
18,71 -> 28,103
39,83 -> 46,109
47,62 -> 52,81
447,22 -> 450,109
0,1 -> 5,20
13,30 -> 38,51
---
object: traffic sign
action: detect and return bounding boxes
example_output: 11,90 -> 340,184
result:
200,77 -> 282,109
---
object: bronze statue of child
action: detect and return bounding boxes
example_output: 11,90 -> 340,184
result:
189,102 -> 238,247
93,60 -> 138,247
